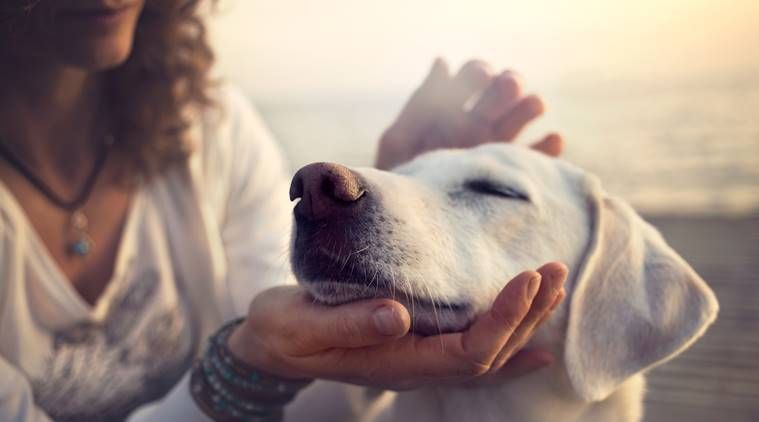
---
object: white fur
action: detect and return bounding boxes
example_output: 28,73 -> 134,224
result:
286,143 -> 719,422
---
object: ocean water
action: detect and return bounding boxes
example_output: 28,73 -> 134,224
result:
253,82 -> 759,217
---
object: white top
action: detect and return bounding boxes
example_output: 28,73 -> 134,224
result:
0,87 -> 295,421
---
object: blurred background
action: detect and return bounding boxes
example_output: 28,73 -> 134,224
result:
210,0 -> 759,216
208,0 -> 759,420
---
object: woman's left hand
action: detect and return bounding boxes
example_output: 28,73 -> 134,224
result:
376,58 -> 563,170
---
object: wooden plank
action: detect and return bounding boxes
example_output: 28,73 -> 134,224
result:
642,215 -> 759,422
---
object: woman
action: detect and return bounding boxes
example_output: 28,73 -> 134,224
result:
0,0 -> 567,420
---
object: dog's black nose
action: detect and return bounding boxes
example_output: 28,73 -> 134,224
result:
289,162 -> 366,221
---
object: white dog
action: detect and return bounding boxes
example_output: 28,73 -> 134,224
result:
285,143 -> 719,422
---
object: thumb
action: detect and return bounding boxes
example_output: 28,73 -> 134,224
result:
530,133 -> 563,157
303,298 -> 411,350
392,57 -> 450,131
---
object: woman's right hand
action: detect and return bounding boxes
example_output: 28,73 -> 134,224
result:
226,262 -> 567,390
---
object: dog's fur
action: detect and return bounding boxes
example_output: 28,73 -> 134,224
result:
286,144 -> 719,422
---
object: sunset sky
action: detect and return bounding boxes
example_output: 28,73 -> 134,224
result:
210,0 -> 759,100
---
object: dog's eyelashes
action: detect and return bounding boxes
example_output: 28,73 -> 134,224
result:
464,180 -> 530,201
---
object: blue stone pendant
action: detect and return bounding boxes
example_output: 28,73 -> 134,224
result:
67,210 -> 93,257
70,238 -> 92,256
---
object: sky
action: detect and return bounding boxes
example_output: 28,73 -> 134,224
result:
209,0 -> 759,101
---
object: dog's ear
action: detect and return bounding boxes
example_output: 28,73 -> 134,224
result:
564,180 -> 719,402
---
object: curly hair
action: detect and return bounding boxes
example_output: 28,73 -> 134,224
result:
0,0 -> 217,180
110,0 -> 216,180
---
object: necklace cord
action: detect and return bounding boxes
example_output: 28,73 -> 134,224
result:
0,137 -> 111,212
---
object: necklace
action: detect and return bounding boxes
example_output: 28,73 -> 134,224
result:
0,134 -> 114,257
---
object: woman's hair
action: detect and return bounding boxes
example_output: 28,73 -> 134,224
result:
0,0 -> 217,181
110,0 -> 216,180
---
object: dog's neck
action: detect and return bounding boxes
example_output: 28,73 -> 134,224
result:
388,365 -> 576,422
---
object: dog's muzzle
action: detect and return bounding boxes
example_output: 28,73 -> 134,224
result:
289,162 -> 376,287
289,162 -> 474,335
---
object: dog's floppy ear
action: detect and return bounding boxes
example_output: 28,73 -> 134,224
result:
564,178 -> 719,402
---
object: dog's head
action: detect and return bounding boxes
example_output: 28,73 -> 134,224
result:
289,143 -> 718,401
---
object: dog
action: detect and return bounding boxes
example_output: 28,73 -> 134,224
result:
285,143 -> 719,422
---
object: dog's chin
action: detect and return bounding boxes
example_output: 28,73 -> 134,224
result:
300,280 -> 475,336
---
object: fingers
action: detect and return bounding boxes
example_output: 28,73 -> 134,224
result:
303,265 -> 567,388
492,94 -> 545,141
446,60 -> 494,111
250,287 -> 411,355
423,57 -> 451,88
376,57 -> 488,170
385,57 -> 557,162
489,262 -> 568,369
454,271 -> 541,363
318,272 -> 542,386
531,133 -> 564,157
305,299 -> 411,351
538,288 -> 566,327
385,58 -> 451,135
409,58 -> 494,114
411,58 -> 497,116
398,271 -> 542,381
409,57 -> 451,113
470,71 -> 522,125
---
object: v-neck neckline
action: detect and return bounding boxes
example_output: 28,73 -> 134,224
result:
0,179 -> 144,321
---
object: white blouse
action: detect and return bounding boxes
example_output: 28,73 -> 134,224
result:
0,87 -> 295,421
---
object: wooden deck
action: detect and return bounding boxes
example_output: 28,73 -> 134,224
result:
643,215 -> 759,422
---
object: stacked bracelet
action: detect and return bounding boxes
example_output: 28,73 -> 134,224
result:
190,318 -> 313,421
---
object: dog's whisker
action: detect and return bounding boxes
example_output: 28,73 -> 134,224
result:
401,280 -> 411,315
390,267 -> 397,303
408,276 -> 417,334
350,245 -> 371,256
422,283 -> 445,353
372,267 -> 381,299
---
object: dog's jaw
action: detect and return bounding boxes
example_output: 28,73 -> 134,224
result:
298,279 -> 476,335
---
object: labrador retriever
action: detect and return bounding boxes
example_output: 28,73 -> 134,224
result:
286,143 -> 719,422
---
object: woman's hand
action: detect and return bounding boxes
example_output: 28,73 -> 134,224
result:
227,262 -> 567,390
376,58 -> 564,170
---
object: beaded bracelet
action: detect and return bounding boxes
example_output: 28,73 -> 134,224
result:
190,318 -> 313,421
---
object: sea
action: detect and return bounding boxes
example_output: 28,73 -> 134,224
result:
250,80 -> 759,217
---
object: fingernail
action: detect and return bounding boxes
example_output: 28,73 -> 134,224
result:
551,264 -> 568,285
549,289 -> 566,312
373,306 -> 404,336
527,274 -> 541,301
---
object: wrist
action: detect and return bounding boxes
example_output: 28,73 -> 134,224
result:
191,319 -> 312,421
226,318 -> 305,381
226,322 -> 262,367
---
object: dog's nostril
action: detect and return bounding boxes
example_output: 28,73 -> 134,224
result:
322,171 -> 366,203
290,162 -> 367,220
289,173 -> 305,201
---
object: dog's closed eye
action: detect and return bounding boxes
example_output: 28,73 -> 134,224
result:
464,179 -> 530,201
